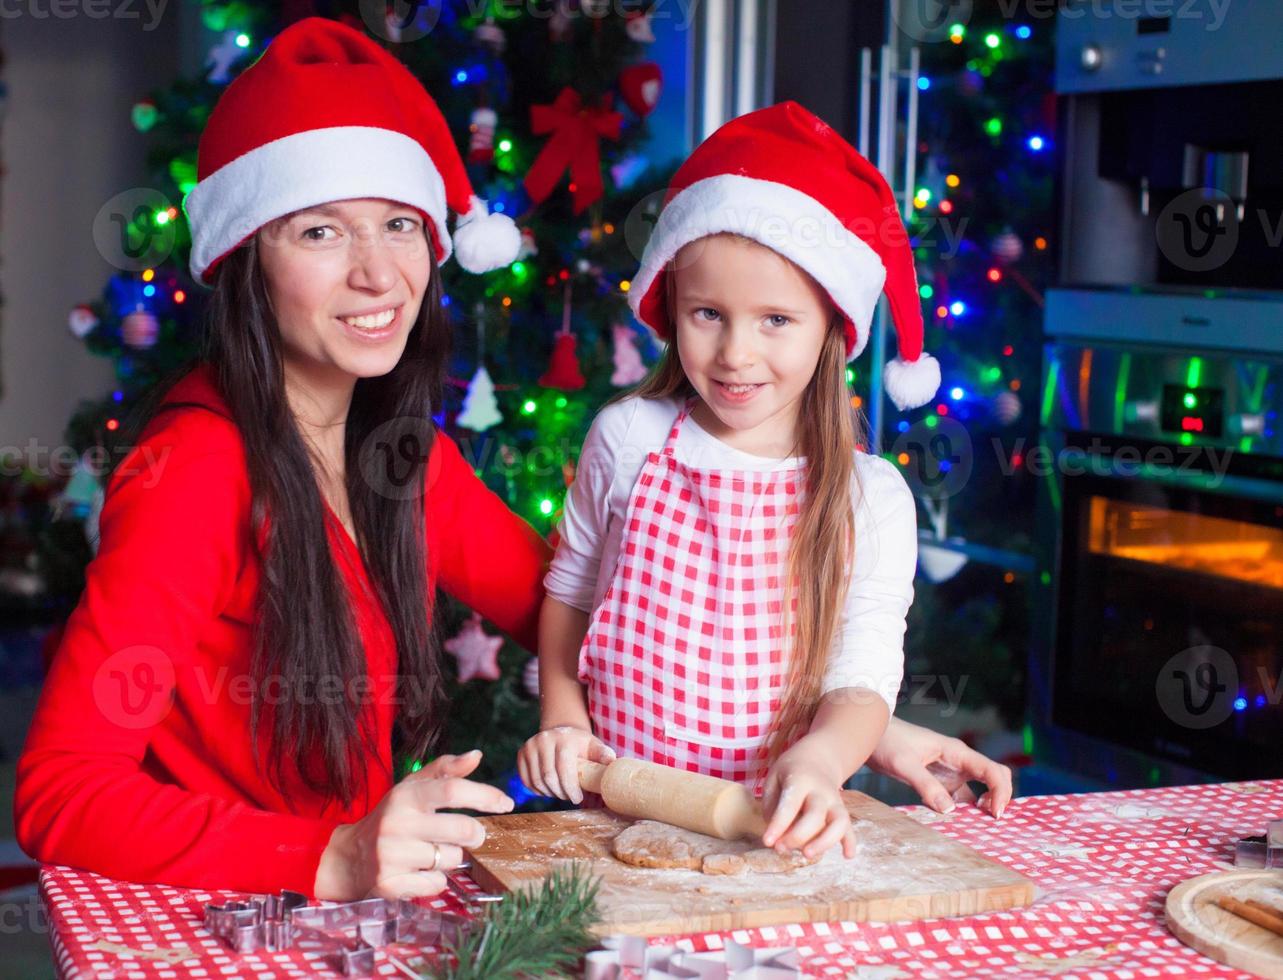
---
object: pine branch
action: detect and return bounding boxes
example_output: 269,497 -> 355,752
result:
426,864 -> 602,980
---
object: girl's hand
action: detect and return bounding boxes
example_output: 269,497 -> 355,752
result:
313,749 -> 514,901
760,746 -> 857,860
516,725 -> 616,804
866,716 -> 1013,818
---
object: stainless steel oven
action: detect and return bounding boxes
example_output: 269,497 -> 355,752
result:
1032,309 -> 1283,786
1032,3 -> 1283,789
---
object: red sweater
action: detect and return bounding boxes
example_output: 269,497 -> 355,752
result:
14,365 -> 551,896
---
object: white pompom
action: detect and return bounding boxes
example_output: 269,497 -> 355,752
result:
452,196 -> 522,273
883,352 -> 942,411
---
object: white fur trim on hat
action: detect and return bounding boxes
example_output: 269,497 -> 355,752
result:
628,173 -> 887,356
183,126 -> 450,283
883,352 -> 941,411
452,195 -> 522,273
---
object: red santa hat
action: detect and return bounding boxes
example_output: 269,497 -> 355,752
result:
629,101 -> 940,411
183,17 -> 520,285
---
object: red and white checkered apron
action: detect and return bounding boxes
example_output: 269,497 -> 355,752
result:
578,398 -> 804,790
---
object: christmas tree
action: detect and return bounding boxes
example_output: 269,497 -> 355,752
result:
887,8 -> 1055,731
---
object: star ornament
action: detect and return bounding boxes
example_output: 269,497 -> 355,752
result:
444,612 -> 503,682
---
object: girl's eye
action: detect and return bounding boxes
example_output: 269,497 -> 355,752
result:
766,314 -> 792,328
694,307 -> 721,321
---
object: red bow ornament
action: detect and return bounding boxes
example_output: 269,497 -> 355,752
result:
524,87 -> 623,215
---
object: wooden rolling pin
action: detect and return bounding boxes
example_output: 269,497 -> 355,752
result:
1215,895 -> 1283,939
578,758 -> 767,842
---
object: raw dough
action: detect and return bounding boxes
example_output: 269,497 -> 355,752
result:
702,848 -> 817,876
611,820 -> 820,876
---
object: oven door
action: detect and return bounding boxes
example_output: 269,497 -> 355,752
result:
1053,442 -> 1283,780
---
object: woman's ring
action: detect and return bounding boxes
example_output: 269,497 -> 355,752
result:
428,842 -> 442,873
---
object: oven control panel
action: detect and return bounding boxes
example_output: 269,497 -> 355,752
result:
1160,384 -> 1224,439
1055,1 -> 1283,93
1043,340 -> 1281,458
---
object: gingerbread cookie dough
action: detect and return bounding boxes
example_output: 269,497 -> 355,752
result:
610,820 -> 820,876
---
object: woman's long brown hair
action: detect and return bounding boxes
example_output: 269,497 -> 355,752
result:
125,232 -> 452,811
625,235 -> 862,768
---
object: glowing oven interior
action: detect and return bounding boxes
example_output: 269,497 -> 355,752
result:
1086,497 -> 1283,591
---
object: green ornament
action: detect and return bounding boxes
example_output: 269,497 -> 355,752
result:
131,100 -> 158,132
201,4 -> 229,31
169,157 -> 198,191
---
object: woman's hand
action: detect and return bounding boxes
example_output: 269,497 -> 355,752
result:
313,749 -> 514,901
760,745 -> 858,860
867,716 -> 1013,818
516,725 -> 615,804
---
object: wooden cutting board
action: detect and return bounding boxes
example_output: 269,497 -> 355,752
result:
1165,869 -> 1283,979
469,790 -> 1036,936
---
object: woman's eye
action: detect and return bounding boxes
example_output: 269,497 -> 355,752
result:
388,216 -> 420,233
301,225 -> 335,242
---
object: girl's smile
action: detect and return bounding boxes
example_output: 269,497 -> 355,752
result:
711,379 -> 767,403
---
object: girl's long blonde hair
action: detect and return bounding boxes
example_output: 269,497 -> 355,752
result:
622,235 -> 864,768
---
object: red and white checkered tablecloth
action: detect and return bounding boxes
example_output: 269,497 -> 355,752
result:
36,779 -> 1283,979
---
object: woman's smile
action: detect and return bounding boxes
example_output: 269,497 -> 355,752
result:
335,303 -> 404,344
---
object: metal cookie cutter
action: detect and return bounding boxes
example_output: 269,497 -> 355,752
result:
204,889 -> 307,953
1234,818 -> 1283,868
444,859 -> 505,907
204,889 -> 474,977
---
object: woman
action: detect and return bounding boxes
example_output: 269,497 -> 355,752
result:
15,18 -> 1009,903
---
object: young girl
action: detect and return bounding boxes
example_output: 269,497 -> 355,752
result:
518,102 -> 945,861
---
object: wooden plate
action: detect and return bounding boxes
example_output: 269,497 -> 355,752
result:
1165,869 -> 1283,979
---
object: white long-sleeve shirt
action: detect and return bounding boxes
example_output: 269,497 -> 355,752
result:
544,394 -> 917,712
